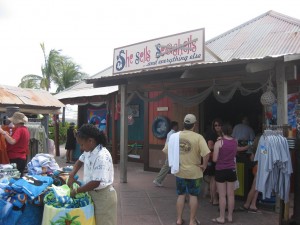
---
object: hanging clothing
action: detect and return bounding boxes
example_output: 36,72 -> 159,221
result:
26,124 -> 47,154
0,135 -> 9,164
254,131 -> 293,203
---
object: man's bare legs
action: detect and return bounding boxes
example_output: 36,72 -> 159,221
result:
189,195 -> 199,225
176,194 -> 185,225
176,194 -> 199,225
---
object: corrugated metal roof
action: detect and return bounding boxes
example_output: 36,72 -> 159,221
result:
55,66 -> 118,101
205,10 -> 300,62
86,10 -> 300,83
0,85 -> 65,114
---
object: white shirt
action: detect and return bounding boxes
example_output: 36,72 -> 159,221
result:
166,129 -> 176,144
79,145 -> 114,190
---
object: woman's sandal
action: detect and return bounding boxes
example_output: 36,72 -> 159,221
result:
238,205 -> 249,211
227,218 -> 233,223
211,218 -> 225,224
176,219 -> 185,225
248,208 -> 261,213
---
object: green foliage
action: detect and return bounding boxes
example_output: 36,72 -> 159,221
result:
18,42 -> 87,93
48,122 -> 73,145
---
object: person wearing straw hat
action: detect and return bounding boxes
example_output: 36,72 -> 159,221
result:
0,112 -> 30,177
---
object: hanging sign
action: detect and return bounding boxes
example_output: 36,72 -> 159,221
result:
113,28 -> 205,75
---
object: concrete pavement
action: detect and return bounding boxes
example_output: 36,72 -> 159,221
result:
55,148 -> 279,225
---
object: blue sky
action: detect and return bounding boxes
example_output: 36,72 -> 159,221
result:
0,0 -> 299,87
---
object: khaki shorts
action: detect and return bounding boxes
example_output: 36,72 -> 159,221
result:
89,185 -> 117,225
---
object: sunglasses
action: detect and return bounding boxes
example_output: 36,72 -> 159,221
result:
214,124 -> 222,127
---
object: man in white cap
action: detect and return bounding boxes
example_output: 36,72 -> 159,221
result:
0,112 -> 30,177
168,114 -> 210,225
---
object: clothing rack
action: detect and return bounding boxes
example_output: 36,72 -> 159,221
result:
28,118 -> 42,123
26,122 -> 48,160
264,124 -> 289,137
262,124 -> 292,224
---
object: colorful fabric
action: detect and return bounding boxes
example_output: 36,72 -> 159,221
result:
42,203 -> 96,225
0,135 -> 9,164
0,199 -> 13,219
1,207 -> 22,225
10,175 -> 53,200
27,153 -> 60,175
17,203 -> 44,225
176,177 -> 202,196
51,184 -> 72,204
44,182 -> 92,209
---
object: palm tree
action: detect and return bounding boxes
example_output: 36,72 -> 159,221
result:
19,43 -> 87,93
52,60 -> 88,93
19,43 -> 63,91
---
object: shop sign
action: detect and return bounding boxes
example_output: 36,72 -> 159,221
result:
157,107 -> 168,112
113,28 -> 205,75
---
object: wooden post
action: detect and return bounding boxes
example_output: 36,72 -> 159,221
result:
62,107 -> 66,127
54,114 -> 60,157
111,94 -> 118,164
120,85 -> 128,183
276,63 -> 288,223
42,114 -> 49,152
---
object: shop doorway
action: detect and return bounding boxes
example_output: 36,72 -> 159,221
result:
203,91 -> 263,135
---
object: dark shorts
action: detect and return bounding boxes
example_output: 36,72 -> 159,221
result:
204,161 -> 216,176
176,177 -> 202,196
215,169 -> 237,183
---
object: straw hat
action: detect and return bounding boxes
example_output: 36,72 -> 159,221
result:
8,112 -> 28,124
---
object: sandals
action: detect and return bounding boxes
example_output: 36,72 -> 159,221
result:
211,218 -> 225,224
238,205 -> 249,211
176,219 -> 185,225
248,208 -> 261,213
176,218 -> 201,225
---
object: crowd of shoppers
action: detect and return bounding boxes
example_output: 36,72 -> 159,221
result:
154,114 -> 259,225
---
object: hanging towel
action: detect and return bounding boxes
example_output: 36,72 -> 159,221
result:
168,132 -> 180,174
